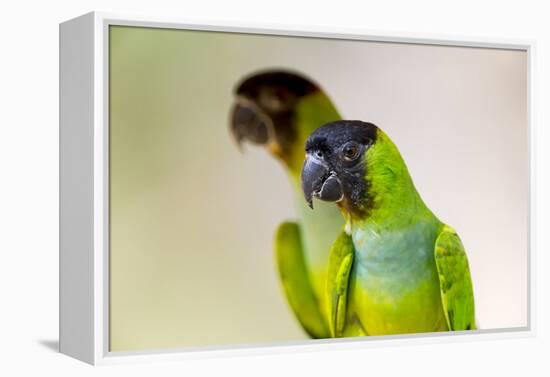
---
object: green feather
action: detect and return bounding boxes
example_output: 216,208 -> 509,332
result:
326,230 -> 354,337
434,225 -> 476,330
274,222 -> 329,338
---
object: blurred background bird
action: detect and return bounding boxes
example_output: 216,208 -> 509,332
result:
230,70 -> 366,338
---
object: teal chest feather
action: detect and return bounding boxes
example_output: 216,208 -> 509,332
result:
350,220 -> 448,335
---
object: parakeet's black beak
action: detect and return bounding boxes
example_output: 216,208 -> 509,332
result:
230,98 -> 274,149
301,154 -> 343,209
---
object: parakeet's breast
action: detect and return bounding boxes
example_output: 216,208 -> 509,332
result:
350,219 -> 448,335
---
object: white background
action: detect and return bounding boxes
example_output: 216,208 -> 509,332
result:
0,0 -> 548,375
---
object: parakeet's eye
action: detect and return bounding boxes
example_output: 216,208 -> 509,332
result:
342,142 -> 361,161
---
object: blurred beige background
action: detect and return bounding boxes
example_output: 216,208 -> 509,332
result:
109,26 -> 528,352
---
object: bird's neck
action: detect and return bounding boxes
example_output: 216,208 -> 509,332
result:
346,130 -> 435,233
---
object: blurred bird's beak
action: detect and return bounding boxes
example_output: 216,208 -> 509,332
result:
301,154 -> 343,209
230,97 -> 274,150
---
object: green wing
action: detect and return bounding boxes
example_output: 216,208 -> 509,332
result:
275,222 -> 329,338
434,225 -> 476,331
326,230 -> 355,337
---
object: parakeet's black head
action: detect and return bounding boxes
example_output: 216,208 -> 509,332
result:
301,120 -> 378,217
230,70 -> 320,162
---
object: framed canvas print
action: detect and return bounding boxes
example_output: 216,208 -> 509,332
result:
59,12 -> 535,365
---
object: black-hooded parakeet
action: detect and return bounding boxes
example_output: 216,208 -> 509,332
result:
301,120 -> 476,336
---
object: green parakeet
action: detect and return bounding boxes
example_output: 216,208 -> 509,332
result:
230,70 -> 358,338
301,120 -> 476,336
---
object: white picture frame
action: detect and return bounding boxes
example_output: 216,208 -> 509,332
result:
59,11 -> 536,365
